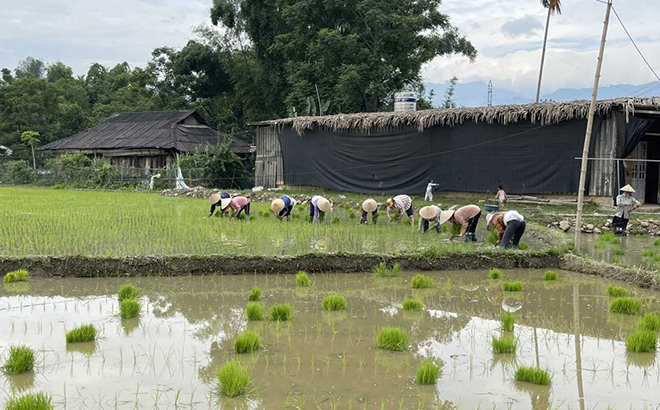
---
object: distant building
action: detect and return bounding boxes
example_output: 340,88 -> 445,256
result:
42,110 -> 253,171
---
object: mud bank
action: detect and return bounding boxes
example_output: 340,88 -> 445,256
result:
560,254 -> 660,291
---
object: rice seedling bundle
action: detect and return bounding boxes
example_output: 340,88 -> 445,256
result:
3,269 -> 29,283
415,360 -> 440,385
246,303 -> 264,321
626,331 -> 657,353
637,313 -> 660,332
403,298 -> 423,311
503,281 -> 523,292
543,271 -> 558,281
518,243 -> 529,250
642,249 -> 655,258
488,269 -> 502,279
373,262 -> 400,277
234,332 -> 262,354
612,246 -> 625,256
3,345 -> 35,374
118,284 -> 140,302
217,361 -> 249,397
514,366 -> 551,385
322,295 -> 346,311
492,335 -> 517,354
609,297 -> 642,315
501,312 -> 515,332
248,287 -> 262,301
120,299 -> 141,319
411,274 -> 434,289
296,271 -> 310,287
270,304 -> 292,321
601,231 -> 620,244
376,327 -> 409,351
66,324 -> 97,343
5,392 -> 53,410
607,285 -> 628,297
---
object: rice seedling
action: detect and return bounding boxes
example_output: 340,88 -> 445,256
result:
296,271 -> 310,287
117,284 -> 140,302
246,303 -> 264,321
486,230 -> 499,245
501,312 -> 515,332
322,295 -> 346,311
217,361 -> 250,397
120,299 -> 141,319
609,297 -> 642,315
612,246 -> 626,256
626,331 -> 657,353
492,335 -> 517,354
488,269 -> 502,279
348,209 -> 356,219
655,238 -> 660,246
411,274 -> 434,289
503,281 -> 523,292
5,392 -> 52,410
3,345 -> 35,374
543,271 -> 558,281
514,366 -> 551,385
601,231 -> 620,244
637,313 -> 660,332
607,285 -> 628,297
65,324 -> 97,343
415,360 -> 440,385
373,262 -> 400,277
642,249 -> 656,258
376,327 -> 409,351
248,287 -> 262,301
3,269 -> 29,283
271,304 -> 292,321
594,241 -> 607,250
518,242 -> 529,250
403,298 -> 423,311
234,332 -> 262,354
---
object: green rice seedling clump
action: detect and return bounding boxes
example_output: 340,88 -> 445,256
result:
601,231 -> 620,244
594,241 -> 607,250
655,238 -> 660,246
3,269 -> 29,283
322,295 -> 346,311
271,304 -> 292,321
376,327 -> 409,351
544,271 -> 558,281
486,230 -> 499,245
637,313 -> 660,332
246,303 -> 264,321
607,285 -> 628,297
492,335 -> 517,354
514,366 -> 551,385
3,345 -> 35,374
501,312 -> 515,332
120,299 -> 141,319
403,298 -> 423,311
234,332 -> 262,354
642,249 -> 656,258
411,273 -> 434,289
248,287 -> 261,301
489,269 -> 502,279
296,271 -> 310,287
503,281 -> 523,292
348,209 -> 356,219
5,392 -> 53,410
612,246 -> 626,256
373,262 -> 400,277
415,360 -> 440,385
117,284 -> 140,302
217,361 -> 249,397
518,242 -> 529,250
609,297 -> 642,315
65,324 -> 97,343
626,331 -> 657,353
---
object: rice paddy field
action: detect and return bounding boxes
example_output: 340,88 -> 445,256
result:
0,269 -> 659,409
579,232 -> 660,270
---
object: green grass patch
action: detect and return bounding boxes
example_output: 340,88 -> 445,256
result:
607,285 -> 628,297
411,273 -> 434,289
5,392 -> 52,410
322,295 -> 346,311
637,313 -> 660,332
296,271 -> 310,287
117,284 -> 140,302
654,238 -> 660,246
246,303 -> 264,321
248,287 -> 261,301
642,249 -> 656,258
612,246 -> 626,256
376,327 -> 409,351
217,361 -> 250,397
270,304 -> 292,321
543,271 -> 558,281
3,345 -> 35,374
594,241 -> 607,250
65,324 -> 97,343
373,262 -> 400,277
626,331 -> 657,353
492,335 -> 517,354
601,231 -> 620,244
518,242 -> 529,250
234,332 -> 262,354
403,298 -> 423,311
415,360 -> 440,385
514,366 -> 551,385
610,297 -> 643,315
120,299 -> 141,319
489,269 -> 502,279
503,281 -> 523,292
2,269 -> 29,283
501,312 -> 515,332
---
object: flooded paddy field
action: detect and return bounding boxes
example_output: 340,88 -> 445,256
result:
579,233 -> 659,270
1,269 -> 659,410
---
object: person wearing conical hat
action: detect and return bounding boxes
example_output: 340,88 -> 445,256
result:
309,195 -> 332,222
220,195 -> 251,221
208,192 -> 231,217
612,184 -> 640,235
439,204 -> 481,242
360,198 -> 380,224
385,194 -> 414,227
271,195 -> 298,221
487,210 -> 526,249
418,205 -> 442,233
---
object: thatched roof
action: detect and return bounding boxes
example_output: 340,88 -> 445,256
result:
255,97 -> 660,134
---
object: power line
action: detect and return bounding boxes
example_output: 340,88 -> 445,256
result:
611,6 -> 660,83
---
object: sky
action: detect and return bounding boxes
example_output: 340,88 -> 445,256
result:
1,0 -> 659,98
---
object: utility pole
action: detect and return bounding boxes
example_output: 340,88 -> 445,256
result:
575,0 -> 613,249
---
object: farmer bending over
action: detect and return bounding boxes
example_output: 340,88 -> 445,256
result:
208,192 -> 230,217
418,205 -> 442,233
487,210 -> 526,249
360,198 -> 379,224
386,195 -> 414,227
221,196 -> 251,221
271,195 -> 297,221
309,195 -> 332,222
440,204 -> 481,242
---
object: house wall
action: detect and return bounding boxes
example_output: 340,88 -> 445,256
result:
255,126 -> 283,188
588,113 -> 618,197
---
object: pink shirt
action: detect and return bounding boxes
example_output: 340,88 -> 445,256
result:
228,196 -> 250,211
453,205 -> 481,235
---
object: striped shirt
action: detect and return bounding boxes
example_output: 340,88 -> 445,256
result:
387,195 -> 412,220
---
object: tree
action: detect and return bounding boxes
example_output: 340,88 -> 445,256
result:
15,57 -> 46,79
20,131 -> 41,170
442,76 -> 459,109
536,0 -> 562,103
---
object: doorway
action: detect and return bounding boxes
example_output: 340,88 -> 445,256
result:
631,142 -> 647,203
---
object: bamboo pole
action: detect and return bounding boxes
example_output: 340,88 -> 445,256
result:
575,0 -> 613,249
536,7 -> 553,103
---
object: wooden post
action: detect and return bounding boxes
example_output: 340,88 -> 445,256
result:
535,7 -> 552,103
575,0 -> 613,249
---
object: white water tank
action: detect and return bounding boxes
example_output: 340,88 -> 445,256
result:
394,91 -> 417,112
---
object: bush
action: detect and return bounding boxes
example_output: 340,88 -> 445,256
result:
178,141 -> 253,190
296,271 -> 310,287
322,295 -> 346,311
543,271 -> 558,281
514,366 -> 551,385
270,304 -> 292,321
246,303 -> 264,321
415,360 -> 440,385
248,287 -> 262,301
5,160 -> 34,184
234,332 -> 262,354
3,345 -> 35,374
637,313 -> 660,332
373,262 -> 400,277
411,274 -> 434,289
489,269 -> 502,279
607,285 -> 628,297
503,281 -> 523,292
5,392 -> 53,410
217,361 -> 250,397
610,297 -> 643,315
626,331 -> 657,353
501,312 -> 515,332
492,335 -> 517,354
376,327 -> 409,351
403,298 -> 423,311
118,284 -> 140,302
120,299 -> 141,319
66,324 -> 97,343
3,269 -> 29,283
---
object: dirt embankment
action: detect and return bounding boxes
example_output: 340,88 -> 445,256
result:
560,254 -> 660,291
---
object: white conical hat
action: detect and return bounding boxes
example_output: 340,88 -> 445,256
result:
317,197 -> 331,213
620,184 -> 636,193
439,210 -> 455,225
271,198 -> 285,213
209,193 -> 221,205
486,213 -> 495,230
362,199 -> 378,213
419,206 -> 439,220
220,197 -> 232,210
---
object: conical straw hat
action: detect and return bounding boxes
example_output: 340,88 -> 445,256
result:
220,197 -> 232,210
317,197 -> 331,213
439,210 -> 455,225
271,198 -> 285,213
419,206 -> 439,220
209,193 -> 221,205
486,213 -> 495,230
620,184 -> 636,193
362,199 -> 378,213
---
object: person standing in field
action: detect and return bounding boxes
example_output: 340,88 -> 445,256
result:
418,205 -> 442,233
271,195 -> 298,221
309,195 -> 332,222
495,185 -> 507,207
386,195 -> 414,227
220,195 -> 251,221
208,192 -> 231,217
360,198 -> 379,224
425,179 -> 439,201
612,184 -> 641,236
486,210 -> 526,249
440,204 -> 481,242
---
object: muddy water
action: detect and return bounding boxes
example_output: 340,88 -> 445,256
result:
0,270 -> 658,409
579,234 -> 657,269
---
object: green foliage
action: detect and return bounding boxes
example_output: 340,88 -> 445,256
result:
492,335 -> 517,354
626,331 -> 657,353
117,284 -> 140,302
607,285 -> 628,297
3,269 -> 29,283
654,239 -> 660,246
403,298 -> 423,311
3,345 -> 35,374
518,243 -> 529,250
637,313 -> 660,332
246,303 -> 264,321
373,262 -> 400,277
66,324 -> 97,343
217,361 -> 250,397
348,209 -> 356,219
501,312 -> 515,332
322,295 -> 346,311
2,161 -> 34,184
120,299 -> 141,319
600,231 -> 620,244
486,230 -> 499,245
411,273 -> 434,289
642,249 -> 655,258
609,297 -> 643,315
234,332 -> 262,354
178,141 -> 253,190
488,269 -> 502,279
248,287 -> 262,301
503,281 -> 523,292
415,360 -> 440,385
270,304 -> 292,321
514,366 -> 551,386
5,392 -> 53,410
376,327 -> 409,351
612,246 -> 625,256
594,241 -> 607,250
543,271 -> 558,281
296,271 -> 310,287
